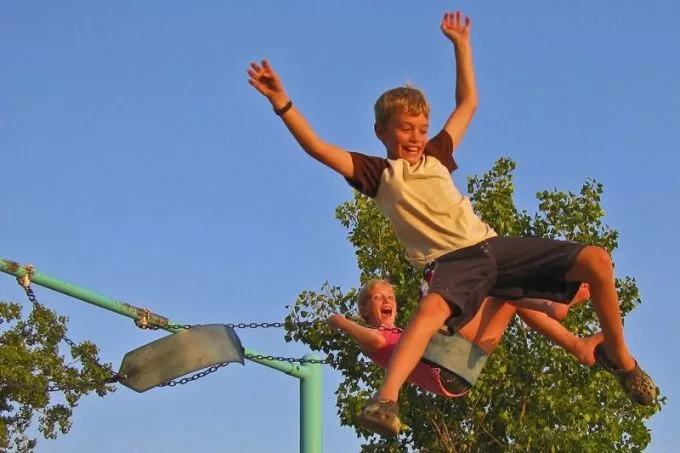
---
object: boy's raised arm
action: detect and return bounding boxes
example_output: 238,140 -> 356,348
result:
247,60 -> 355,178
440,12 -> 478,151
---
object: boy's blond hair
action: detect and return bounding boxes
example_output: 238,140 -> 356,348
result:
374,85 -> 431,128
357,279 -> 395,323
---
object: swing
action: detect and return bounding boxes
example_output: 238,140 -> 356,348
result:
118,324 -> 245,393
422,330 -> 488,387
4,260 -> 317,396
421,285 -> 550,386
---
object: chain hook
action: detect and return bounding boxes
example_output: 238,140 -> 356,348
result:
16,264 -> 35,289
135,308 -> 151,329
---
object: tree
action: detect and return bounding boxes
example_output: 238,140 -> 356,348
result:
285,157 -> 665,452
0,295 -> 115,452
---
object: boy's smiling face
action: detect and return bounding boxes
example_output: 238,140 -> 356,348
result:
360,282 -> 398,326
375,107 -> 429,165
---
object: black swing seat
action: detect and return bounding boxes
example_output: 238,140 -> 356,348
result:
118,324 -> 245,393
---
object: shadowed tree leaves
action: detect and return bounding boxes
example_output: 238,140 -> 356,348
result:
1,300 -> 115,452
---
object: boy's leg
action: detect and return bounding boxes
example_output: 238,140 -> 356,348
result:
360,244 -> 497,436
375,292 -> 452,401
360,294 -> 504,438
488,236 -> 657,404
359,292 -> 453,437
517,308 -> 602,366
489,238 -> 633,368
566,246 -> 658,405
565,246 -> 633,370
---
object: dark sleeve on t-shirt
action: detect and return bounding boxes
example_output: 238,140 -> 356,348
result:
424,130 -> 458,172
344,152 -> 388,198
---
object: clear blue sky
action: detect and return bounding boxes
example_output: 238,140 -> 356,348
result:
1,2 -> 678,451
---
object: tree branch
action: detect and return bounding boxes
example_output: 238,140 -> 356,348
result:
480,423 -> 505,449
423,408 -> 456,453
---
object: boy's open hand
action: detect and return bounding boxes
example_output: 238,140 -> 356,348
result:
441,11 -> 472,45
247,59 -> 288,107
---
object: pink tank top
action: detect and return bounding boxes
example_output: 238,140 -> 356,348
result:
365,327 -> 466,398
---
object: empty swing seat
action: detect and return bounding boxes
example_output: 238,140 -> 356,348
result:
118,324 -> 245,393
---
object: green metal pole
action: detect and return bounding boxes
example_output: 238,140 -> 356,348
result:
0,258 -> 177,329
0,258 -> 310,381
300,353 -> 323,453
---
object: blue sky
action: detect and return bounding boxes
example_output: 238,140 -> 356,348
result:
1,1 -> 678,451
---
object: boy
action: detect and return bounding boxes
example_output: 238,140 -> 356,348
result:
328,280 -> 603,402
248,8 -> 656,438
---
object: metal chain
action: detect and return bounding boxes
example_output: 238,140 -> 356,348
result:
139,319 -> 402,334
17,277 -> 123,392
136,321 -> 320,331
246,353 -> 337,365
159,362 -> 230,387
152,322 -> 392,387
159,350 -> 386,387
16,264 -> 396,390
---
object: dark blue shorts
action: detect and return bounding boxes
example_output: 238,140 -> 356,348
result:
421,236 -> 585,332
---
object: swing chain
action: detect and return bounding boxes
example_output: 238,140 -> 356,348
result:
16,266 -> 125,392
137,321 -> 318,331
159,362 -> 231,387
139,319 -> 402,334
151,320 -> 389,387
245,353 -> 338,365
155,352 -> 352,388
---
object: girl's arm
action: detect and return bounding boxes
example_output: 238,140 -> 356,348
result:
328,313 -> 386,355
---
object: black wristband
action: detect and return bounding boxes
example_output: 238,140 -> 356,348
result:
274,99 -> 293,116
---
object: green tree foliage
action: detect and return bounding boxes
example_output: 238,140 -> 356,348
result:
0,298 -> 115,452
285,157 -> 664,452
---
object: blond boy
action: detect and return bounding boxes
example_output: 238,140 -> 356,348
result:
248,8 -> 656,438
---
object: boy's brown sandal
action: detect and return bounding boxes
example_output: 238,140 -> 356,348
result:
594,344 -> 658,405
357,398 -> 402,438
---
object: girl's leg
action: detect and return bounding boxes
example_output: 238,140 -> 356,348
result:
457,295 -> 600,366
457,297 -> 517,354
375,293 -> 451,401
506,298 -> 556,317
506,283 -> 591,321
517,308 -> 602,366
